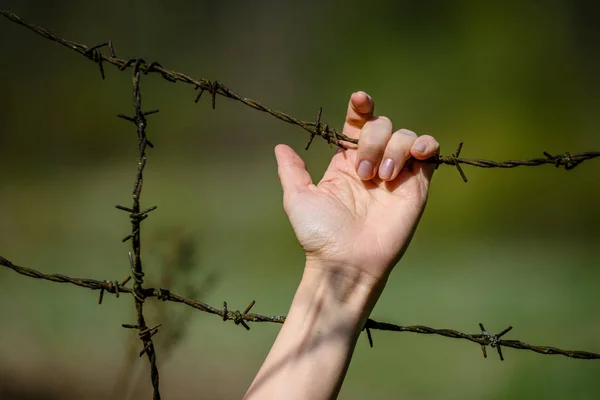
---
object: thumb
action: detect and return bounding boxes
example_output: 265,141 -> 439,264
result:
274,144 -> 313,195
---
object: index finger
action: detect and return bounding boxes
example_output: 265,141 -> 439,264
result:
343,91 -> 375,139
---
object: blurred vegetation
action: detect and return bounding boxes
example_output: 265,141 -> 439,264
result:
0,1 -> 599,399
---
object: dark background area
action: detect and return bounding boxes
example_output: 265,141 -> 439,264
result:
1,1 -> 599,399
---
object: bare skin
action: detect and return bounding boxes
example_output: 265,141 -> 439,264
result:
244,92 -> 440,400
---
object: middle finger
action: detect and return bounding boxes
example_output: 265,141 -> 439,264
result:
355,116 -> 393,180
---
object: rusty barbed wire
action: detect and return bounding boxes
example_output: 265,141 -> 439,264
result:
1,8 -> 599,183
112,60 -> 162,399
0,9 -> 351,148
1,255 -> 598,360
113,231 -> 207,399
363,320 -> 600,360
1,8 -> 600,399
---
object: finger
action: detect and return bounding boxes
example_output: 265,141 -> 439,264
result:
410,135 -> 439,160
274,144 -> 313,195
355,116 -> 393,180
377,129 -> 418,181
343,91 -> 375,136
409,135 -> 440,181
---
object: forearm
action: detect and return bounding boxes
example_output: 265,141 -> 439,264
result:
244,261 -> 385,400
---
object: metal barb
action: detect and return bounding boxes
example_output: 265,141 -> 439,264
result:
1,9 -> 598,171
222,301 -> 228,321
115,204 -> 134,213
363,322 -> 374,348
116,114 -> 136,123
221,301 -> 252,330
98,287 -> 105,304
233,309 -> 250,330
83,41 -> 111,79
442,142 -> 468,183
139,324 -> 162,338
98,277 -> 130,303
305,107 -> 323,150
194,81 -> 220,109
108,40 -> 116,57
543,151 -> 579,170
2,254 -> 600,360
143,109 -> 160,117
1,11 -> 600,398
209,80 -> 219,109
479,323 -> 511,361
243,300 -> 256,315
121,63 -> 161,398
193,85 -> 203,103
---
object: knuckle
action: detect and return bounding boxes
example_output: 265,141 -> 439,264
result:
360,123 -> 392,149
396,128 -> 417,137
374,116 -> 393,130
418,134 -> 435,144
388,130 -> 416,150
359,137 -> 383,152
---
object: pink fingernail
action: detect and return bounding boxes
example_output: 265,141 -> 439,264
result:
357,160 -> 373,180
414,142 -> 426,152
380,158 -> 394,180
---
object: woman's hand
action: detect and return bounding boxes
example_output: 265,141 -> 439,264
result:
275,91 -> 440,285
246,92 -> 439,400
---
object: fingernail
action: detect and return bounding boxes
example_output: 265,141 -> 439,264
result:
357,160 -> 373,180
358,91 -> 372,103
380,158 -> 394,180
414,142 -> 426,152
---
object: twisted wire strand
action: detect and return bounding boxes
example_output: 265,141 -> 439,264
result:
1,10 -> 600,397
2,8 -> 599,183
119,61 -> 162,400
1,256 -> 597,360
0,9 -> 351,147
364,320 -> 600,360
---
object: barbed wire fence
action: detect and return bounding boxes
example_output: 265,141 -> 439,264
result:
1,9 -> 599,400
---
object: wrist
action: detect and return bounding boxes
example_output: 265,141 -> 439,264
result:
245,260 -> 384,400
300,259 -> 387,326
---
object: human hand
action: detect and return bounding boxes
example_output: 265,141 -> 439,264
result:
247,92 -> 439,400
275,91 -> 439,286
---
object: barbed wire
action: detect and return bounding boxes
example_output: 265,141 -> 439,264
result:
116,61 -> 162,400
2,256 -> 599,361
1,8 -> 600,399
1,9 -> 599,183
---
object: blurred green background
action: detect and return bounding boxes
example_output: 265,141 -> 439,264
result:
1,1 -> 600,399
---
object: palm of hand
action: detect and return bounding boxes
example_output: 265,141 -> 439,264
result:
282,143 -> 427,283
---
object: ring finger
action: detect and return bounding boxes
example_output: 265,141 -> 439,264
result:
377,129 -> 418,181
